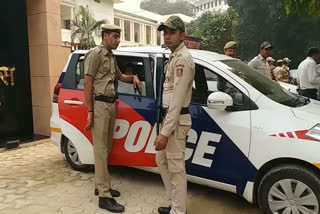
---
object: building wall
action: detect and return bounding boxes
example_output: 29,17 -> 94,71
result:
60,0 -> 114,45
114,12 -> 162,47
27,0 -> 71,136
192,0 -> 229,16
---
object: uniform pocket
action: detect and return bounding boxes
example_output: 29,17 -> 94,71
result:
178,114 -> 192,126
167,152 -> 185,173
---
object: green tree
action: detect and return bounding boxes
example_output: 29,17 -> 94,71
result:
140,0 -> 195,16
228,0 -> 320,67
71,5 -> 107,50
187,8 -> 239,53
284,0 -> 320,17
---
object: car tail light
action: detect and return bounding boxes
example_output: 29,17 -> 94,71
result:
53,83 -> 62,103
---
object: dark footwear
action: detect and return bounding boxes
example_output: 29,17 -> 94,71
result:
95,188 -> 120,197
158,206 -> 171,214
99,197 -> 125,213
110,188 -> 120,197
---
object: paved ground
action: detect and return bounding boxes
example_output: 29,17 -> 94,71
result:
0,140 -> 262,214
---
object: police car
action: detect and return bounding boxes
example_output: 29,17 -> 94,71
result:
51,47 -> 320,214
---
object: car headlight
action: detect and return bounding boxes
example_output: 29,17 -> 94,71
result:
305,124 -> 320,141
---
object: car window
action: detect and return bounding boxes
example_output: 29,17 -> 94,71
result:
75,56 -> 85,89
115,55 -> 151,97
70,54 -> 153,98
192,64 -> 256,111
221,60 -> 309,107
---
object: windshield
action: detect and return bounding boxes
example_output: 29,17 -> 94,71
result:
220,60 -> 309,107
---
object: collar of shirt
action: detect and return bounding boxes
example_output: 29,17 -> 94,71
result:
170,42 -> 185,58
99,44 -> 113,56
258,54 -> 266,62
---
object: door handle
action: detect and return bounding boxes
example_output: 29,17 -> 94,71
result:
64,100 -> 84,105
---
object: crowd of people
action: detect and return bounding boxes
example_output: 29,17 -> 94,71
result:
223,41 -> 320,100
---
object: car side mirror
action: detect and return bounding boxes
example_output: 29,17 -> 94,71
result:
207,92 -> 233,110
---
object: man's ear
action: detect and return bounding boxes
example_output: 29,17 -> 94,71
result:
181,31 -> 185,40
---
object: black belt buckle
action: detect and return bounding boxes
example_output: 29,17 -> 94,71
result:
95,95 -> 116,103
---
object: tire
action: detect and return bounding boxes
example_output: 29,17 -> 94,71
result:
258,164 -> 320,214
63,138 -> 93,172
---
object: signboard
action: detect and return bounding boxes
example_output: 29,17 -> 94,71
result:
0,0 -> 33,146
184,35 -> 203,49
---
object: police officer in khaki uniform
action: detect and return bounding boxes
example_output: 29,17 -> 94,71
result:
266,56 -> 276,80
155,16 -> 195,214
84,24 -> 141,213
224,41 -> 237,58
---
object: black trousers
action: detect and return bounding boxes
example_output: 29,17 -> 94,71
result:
299,88 -> 318,100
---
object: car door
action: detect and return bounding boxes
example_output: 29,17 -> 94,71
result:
185,59 -> 257,194
59,51 -> 158,166
59,53 -> 90,141
110,52 -> 157,166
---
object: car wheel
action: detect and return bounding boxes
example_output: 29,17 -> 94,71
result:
258,164 -> 320,214
64,138 -> 93,172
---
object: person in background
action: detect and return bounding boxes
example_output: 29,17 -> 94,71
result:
224,41 -> 237,58
297,47 -> 320,99
248,41 -> 273,77
282,57 -> 291,72
266,56 -> 276,80
273,59 -> 283,81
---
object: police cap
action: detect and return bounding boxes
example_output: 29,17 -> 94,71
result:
158,16 -> 185,32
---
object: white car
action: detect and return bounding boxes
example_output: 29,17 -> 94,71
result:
51,47 -> 320,214
278,81 -> 299,94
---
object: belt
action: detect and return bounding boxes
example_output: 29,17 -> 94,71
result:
95,95 -> 117,103
161,107 -> 189,122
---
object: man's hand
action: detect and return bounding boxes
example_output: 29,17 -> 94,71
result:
154,134 -> 168,151
85,112 -> 94,131
133,75 -> 142,95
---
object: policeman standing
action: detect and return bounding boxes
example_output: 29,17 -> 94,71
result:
84,24 -> 141,213
224,41 -> 237,58
155,16 -> 195,214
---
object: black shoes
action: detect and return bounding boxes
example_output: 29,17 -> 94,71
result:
110,189 -> 121,197
158,206 -> 187,214
158,206 -> 171,214
95,188 -> 121,197
99,197 -> 124,213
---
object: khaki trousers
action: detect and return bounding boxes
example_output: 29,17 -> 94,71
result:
156,123 -> 191,214
91,101 -> 116,198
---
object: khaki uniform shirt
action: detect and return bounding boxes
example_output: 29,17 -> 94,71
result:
273,66 -> 282,81
277,67 -> 290,83
266,63 -> 275,80
248,54 -> 268,77
161,42 -> 195,137
282,65 -> 290,72
84,45 -> 122,97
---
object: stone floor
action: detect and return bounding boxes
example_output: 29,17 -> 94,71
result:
0,140 -> 262,214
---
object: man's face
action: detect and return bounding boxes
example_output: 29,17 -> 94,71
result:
224,48 -> 236,58
103,32 -> 121,50
163,28 -> 185,50
261,47 -> 272,58
267,60 -> 273,65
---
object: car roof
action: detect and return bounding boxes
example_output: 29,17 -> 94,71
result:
72,46 -> 235,62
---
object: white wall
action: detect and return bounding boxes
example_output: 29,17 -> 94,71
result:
75,0 -> 114,23
114,12 -> 160,47
60,0 -> 115,45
